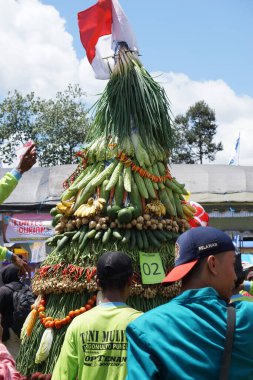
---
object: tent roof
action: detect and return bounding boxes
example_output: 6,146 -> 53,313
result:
1,164 -> 253,210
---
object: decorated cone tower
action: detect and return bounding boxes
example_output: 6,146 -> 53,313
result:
16,2 -> 198,378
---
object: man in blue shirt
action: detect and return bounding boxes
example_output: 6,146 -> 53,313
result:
126,226 -> 253,380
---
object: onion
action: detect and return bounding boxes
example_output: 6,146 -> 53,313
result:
89,221 -> 96,229
137,216 -> 144,223
136,223 -> 143,230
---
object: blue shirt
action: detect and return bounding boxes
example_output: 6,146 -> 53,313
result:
126,287 -> 253,380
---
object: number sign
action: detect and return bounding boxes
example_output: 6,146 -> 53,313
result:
139,252 -> 165,284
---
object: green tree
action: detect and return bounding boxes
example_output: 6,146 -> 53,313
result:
0,84 -> 91,166
171,100 -> 223,164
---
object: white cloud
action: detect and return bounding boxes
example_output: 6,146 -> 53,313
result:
153,72 -> 253,165
0,0 -> 79,98
1,0 -> 253,165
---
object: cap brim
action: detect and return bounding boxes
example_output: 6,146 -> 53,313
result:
162,259 -> 198,284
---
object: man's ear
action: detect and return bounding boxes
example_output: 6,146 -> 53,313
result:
127,276 -> 133,286
96,277 -> 101,287
206,255 -> 218,276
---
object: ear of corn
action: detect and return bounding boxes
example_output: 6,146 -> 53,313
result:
172,178 -> 188,195
100,179 -> 110,202
130,179 -> 142,217
153,163 -> 165,189
114,174 -> 124,206
143,177 -> 156,199
173,193 -> 184,218
165,179 -> 182,194
90,161 -> 117,188
147,166 -> 159,190
165,188 -> 177,215
26,309 -> 38,337
105,162 -> 124,191
77,162 -> 104,191
159,189 -> 176,217
123,166 -> 132,192
133,172 -> 149,199
157,162 -> 166,175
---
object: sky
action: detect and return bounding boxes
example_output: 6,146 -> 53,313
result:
1,0 -> 253,165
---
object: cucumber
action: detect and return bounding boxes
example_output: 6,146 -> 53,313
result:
50,207 -> 58,217
140,230 -> 149,249
79,235 -> 89,251
86,229 -> 97,239
78,226 -> 88,244
122,229 -> 131,244
46,233 -> 64,246
102,228 -> 112,244
136,231 -> 143,249
146,230 -> 162,248
160,230 -> 174,241
152,230 -> 167,242
112,230 -> 123,241
72,230 -> 82,242
57,236 -> 70,251
64,231 -> 76,238
52,214 -> 62,227
95,230 -> 104,240
129,229 -> 137,250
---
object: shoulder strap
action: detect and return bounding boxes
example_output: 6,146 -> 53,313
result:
219,305 -> 236,380
5,282 -> 22,293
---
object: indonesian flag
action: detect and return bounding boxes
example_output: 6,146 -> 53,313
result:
78,0 -> 138,79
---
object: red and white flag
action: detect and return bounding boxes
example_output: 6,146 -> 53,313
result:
78,0 -> 138,79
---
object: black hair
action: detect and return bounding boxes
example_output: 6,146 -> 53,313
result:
181,257 -> 208,286
97,272 -> 132,292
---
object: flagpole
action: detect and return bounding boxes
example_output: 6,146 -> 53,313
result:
238,131 -> 240,166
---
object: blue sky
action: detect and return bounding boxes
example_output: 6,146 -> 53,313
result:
41,0 -> 253,97
1,0 -> 253,164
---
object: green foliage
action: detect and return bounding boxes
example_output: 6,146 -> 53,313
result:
171,100 -> 223,164
0,84 -> 91,166
91,44 -> 173,153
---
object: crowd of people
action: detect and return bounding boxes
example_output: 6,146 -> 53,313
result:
1,145 -> 253,379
